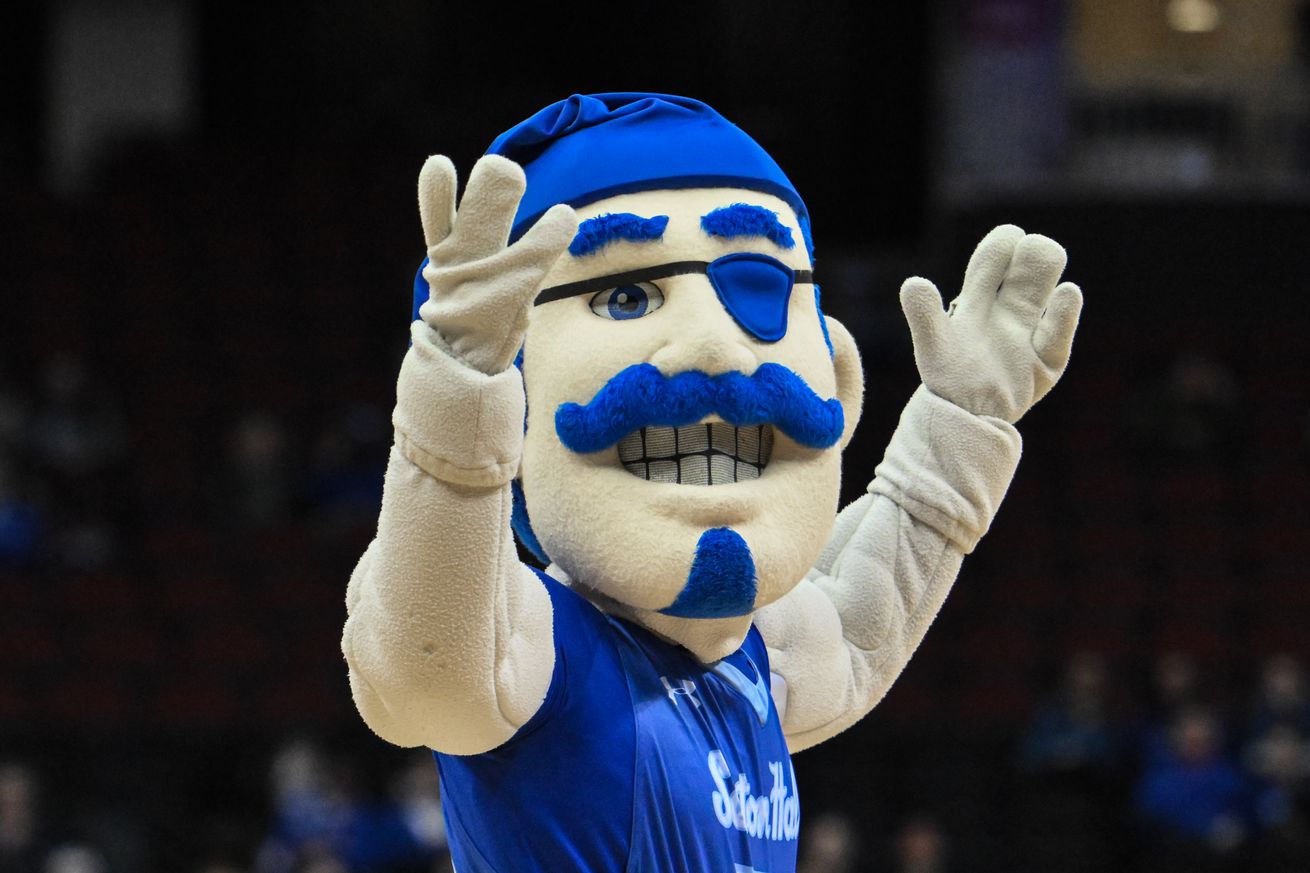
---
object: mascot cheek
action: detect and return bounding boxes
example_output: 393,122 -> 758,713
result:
824,316 -> 865,450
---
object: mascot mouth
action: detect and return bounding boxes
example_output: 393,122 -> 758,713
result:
616,423 -> 774,485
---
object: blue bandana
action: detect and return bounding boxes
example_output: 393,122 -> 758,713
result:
486,92 -> 809,242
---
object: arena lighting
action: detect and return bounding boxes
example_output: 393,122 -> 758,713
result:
1166,0 -> 1222,33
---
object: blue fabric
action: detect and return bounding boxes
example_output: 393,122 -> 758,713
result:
814,285 -> 834,358
487,93 -> 809,242
712,658 -> 771,725
705,252 -> 794,343
570,213 -> 669,257
661,528 -> 757,619
1138,756 -> 1253,839
511,479 -> 549,564
700,204 -> 795,250
798,213 -> 814,262
435,569 -> 799,872
509,349 -> 549,563
412,259 -> 429,323
555,362 -> 845,454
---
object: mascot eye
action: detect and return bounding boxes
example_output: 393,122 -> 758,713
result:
589,282 -> 664,321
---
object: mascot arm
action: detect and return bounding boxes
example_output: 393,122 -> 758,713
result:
341,155 -> 578,755
757,225 -> 1082,753
757,388 -> 1021,752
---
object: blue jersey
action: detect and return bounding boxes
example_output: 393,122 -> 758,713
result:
434,567 -> 800,872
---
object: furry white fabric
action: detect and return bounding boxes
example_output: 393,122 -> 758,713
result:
900,224 -> 1082,424
753,224 -> 1080,751
343,149 -> 1084,760
521,188 -> 857,662
754,387 -> 1022,752
417,154 -> 578,375
341,157 -> 575,755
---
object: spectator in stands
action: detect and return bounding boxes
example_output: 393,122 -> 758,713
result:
1248,655 -> 1310,741
892,815 -> 949,873
215,413 -> 295,530
0,464 -> 42,568
1246,723 -> 1310,869
256,740 -> 347,873
258,741 -> 444,873
1017,652 -> 1128,870
43,844 -> 108,873
1021,651 -> 1123,773
388,755 -> 447,867
26,354 -> 128,485
0,763 -> 46,873
796,811 -> 857,873
1141,650 -> 1204,768
305,403 -> 386,529
1125,350 -> 1241,465
1137,706 -> 1253,871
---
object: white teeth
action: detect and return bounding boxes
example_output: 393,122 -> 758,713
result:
618,438 -> 644,464
648,459 -> 678,483
644,427 -> 676,459
736,461 -> 760,482
615,423 -> 773,485
680,455 -> 709,483
709,454 -> 735,484
711,425 -> 736,455
737,427 -> 761,464
676,424 -> 708,453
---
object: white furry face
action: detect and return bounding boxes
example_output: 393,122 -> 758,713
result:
519,188 -> 856,620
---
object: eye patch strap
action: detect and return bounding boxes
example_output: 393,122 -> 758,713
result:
536,261 -> 813,306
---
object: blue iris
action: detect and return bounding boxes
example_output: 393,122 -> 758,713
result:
589,281 -> 664,321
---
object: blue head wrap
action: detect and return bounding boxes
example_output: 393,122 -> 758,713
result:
411,92 -> 812,322
487,92 -> 809,242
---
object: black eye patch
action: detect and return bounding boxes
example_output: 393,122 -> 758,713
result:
535,256 -> 813,343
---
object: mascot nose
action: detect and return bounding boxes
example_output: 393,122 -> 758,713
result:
648,297 -> 759,376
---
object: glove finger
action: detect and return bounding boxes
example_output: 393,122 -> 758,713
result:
1032,281 -> 1083,370
900,277 -> 948,363
515,203 -> 579,266
487,203 -> 580,314
997,234 -> 1067,322
955,224 -> 1025,318
417,155 -> 458,249
445,154 -> 527,261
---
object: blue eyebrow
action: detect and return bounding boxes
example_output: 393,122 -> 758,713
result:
569,213 -> 669,257
700,204 -> 795,250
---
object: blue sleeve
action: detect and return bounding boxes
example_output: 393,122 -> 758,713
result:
434,568 -> 635,871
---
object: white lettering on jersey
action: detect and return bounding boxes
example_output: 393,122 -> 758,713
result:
708,750 -> 800,841
661,676 -> 701,708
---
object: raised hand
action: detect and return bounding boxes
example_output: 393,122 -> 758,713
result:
898,224 -> 1083,423
416,154 -> 578,374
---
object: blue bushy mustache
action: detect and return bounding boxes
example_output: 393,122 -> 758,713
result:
554,362 -> 844,454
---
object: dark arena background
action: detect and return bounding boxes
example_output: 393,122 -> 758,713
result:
3,2 -> 1310,872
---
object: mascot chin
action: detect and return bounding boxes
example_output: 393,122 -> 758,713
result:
342,92 -> 1082,872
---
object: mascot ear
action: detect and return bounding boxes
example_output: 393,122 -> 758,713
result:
824,315 -> 864,450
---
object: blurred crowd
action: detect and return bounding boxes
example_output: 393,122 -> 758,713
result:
6,648 -> 1310,872
1015,651 -> 1310,873
0,352 -> 388,578
0,740 -> 452,873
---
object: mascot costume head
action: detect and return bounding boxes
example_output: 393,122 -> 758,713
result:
354,88 -> 1079,873
411,93 -> 864,661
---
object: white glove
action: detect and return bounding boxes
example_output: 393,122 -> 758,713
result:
899,224 -> 1083,424
416,154 -> 578,375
